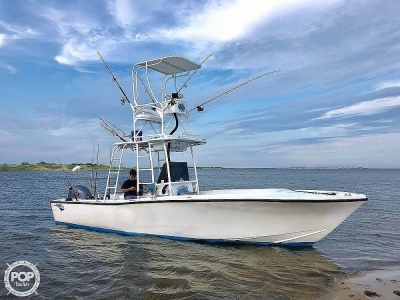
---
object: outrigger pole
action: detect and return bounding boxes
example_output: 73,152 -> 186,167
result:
97,51 -> 131,105
188,70 -> 280,112
174,53 -> 214,97
56,155 -> 78,201
96,115 -> 128,142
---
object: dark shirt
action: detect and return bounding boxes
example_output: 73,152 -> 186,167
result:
121,179 -> 137,198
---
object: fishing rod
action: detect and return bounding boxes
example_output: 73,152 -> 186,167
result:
96,114 -> 128,142
56,155 -> 78,201
97,51 -> 131,105
173,53 -> 214,98
188,70 -> 280,112
137,75 -> 157,103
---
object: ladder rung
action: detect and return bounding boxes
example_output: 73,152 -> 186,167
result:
105,147 -> 125,198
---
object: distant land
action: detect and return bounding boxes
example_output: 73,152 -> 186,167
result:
0,162 -> 372,172
0,162 -> 224,172
0,162 -> 109,172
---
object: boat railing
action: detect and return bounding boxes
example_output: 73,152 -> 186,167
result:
131,133 -> 164,143
133,102 -> 162,115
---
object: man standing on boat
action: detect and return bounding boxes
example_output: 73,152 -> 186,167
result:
121,169 -> 140,199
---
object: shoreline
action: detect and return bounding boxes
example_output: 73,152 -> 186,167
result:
2,166 -> 400,172
333,269 -> 400,299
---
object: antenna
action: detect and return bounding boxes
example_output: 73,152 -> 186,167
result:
188,70 -> 280,112
97,51 -> 131,105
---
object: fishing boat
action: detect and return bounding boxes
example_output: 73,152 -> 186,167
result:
50,55 -> 367,246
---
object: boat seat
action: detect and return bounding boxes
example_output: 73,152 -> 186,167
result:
157,162 -> 189,183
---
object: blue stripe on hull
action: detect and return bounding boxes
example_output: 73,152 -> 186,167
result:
54,221 -> 315,247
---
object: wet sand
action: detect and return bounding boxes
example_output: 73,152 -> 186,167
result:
334,270 -> 400,299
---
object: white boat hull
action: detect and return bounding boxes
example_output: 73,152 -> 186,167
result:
50,189 -> 367,246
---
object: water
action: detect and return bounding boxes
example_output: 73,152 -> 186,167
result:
0,169 -> 399,299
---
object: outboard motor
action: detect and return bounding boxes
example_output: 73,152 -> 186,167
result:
66,185 -> 92,201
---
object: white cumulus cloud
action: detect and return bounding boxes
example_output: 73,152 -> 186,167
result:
375,80 -> 400,90
0,61 -> 16,74
0,33 -> 6,47
315,96 -> 400,120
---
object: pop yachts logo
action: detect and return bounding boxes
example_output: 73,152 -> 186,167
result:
4,261 -> 40,297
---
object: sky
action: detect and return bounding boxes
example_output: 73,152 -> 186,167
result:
1,0 -> 400,168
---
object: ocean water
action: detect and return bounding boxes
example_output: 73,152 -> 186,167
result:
0,168 -> 399,299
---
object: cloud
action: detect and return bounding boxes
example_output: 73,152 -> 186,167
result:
315,96 -> 400,120
38,7 -> 100,65
375,80 -> 400,90
42,0 -> 348,66
55,40 -> 100,65
107,0 -> 137,26
158,0 -> 275,43
0,33 -> 5,47
195,130 -> 400,168
0,21 -> 39,50
265,132 -> 400,168
0,61 -> 16,74
1,0 -> 400,167
0,129 -> 21,145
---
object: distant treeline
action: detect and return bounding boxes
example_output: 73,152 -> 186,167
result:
0,162 -> 110,172
0,162 -> 225,172
1,162 -> 369,172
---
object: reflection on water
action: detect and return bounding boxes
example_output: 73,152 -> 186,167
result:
44,227 -> 341,299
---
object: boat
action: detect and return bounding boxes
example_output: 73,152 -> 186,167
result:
50,55 -> 367,246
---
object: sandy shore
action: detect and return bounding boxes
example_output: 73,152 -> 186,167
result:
333,270 -> 400,299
